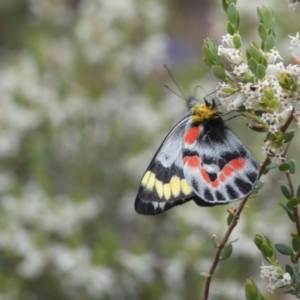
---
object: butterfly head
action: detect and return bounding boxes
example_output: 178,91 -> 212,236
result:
186,96 -> 219,124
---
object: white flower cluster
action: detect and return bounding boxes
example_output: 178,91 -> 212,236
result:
217,33 -> 299,111
260,262 -> 291,293
216,33 -> 300,157
0,179 -> 115,298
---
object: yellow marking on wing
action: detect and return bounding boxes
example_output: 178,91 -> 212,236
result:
155,179 -> 164,199
146,172 -> 156,190
163,183 -> 171,200
141,170 -> 151,186
170,176 -> 181,197
181,179 -> 192,195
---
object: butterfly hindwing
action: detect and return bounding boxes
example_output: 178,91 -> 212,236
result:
135,117 -> 197,215
182,117 -> 259,206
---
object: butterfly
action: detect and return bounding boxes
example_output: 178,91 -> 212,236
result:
135,96 -> 259,215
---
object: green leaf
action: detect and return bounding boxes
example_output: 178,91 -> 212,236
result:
248,58 -> 258,75
258,24 -> 268,40
245,278 -> 266,300
203,46 -> 216,61
279,203 -> 296,222
220,244 -> 233,260
297,185 -> 300,200
211,66 -> 227,81
227,22 -> 235,35
261,243 -> 274,257
281,185 -> 291,200
227,3 -> 238,25
254,234 -> 263,250
227,212 -> 234,226
208,291 -> 219,300
285,264 -> 294,277
262,9 -> 274,30
266,162 -> 278,171
247,45 -> 261,62
257,7 -> 263,22
290,160 -> 296,174
290,253 -> 297,264
284,131 -> 295,143
264,34 -> 275,52
275,243 -> 294,255
260,55 -> 268,67
255,181 -> 264,189
292,236 -> 300,252
269,99 -> 279,110
256,64 -> 266,80
289,197 -> 299,206
233,34 -> 241,49
222,0 -> 229,12
279,162 -> 290,172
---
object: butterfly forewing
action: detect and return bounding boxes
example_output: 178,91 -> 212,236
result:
135,117 -> 197,215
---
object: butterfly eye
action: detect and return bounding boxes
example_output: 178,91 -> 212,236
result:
204,98 -> 215,108
186,96 -> 197,109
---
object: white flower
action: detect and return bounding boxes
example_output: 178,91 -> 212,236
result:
260,263 -> 281,281
233,63 -> 249,76
278,107 -> 292,122
261,113 -> 272,123
275,151 -> 286,163
217,45 -> 233,56
232,93 -> 246,108
269,123 -> 280,134
260,263 -> 291,293
286,0 -> 300,11
289,32 -> 300,61
287,64 -> 300,76
222,34 -> 235,47
266,62 -> 286,76
217,46 -> 242,64
266,49 -> 283,64
261,140 -> 275,155
266,272 -> 291,293
281,272 -> 291,285
229,49 -> 242,64
289,32 -> 300,46
244,98 -> 254,110
257,79 -> 269,91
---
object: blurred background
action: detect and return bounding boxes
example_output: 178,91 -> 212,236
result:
0,0 -> 300,299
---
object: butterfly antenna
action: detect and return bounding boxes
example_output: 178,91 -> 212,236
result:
164,85 -> 184,99
164,64 -> 187,100
193,85 -> 207,99
223,113 -> 242,122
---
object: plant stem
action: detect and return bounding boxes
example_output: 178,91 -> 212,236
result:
202,111 -> 295,300
202,156 -> 270,300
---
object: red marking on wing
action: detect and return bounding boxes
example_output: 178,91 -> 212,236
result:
201,168 -> 210,183
219,173 -> 226,182
230,157 -> 245,170
184,155 -> 246,190
184,126 -> 200,145
201,168 -> 220,188
184,156 -> 200,168
223,165 -> 234,177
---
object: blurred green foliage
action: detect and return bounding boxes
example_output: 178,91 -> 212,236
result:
0,0 -> 298,300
